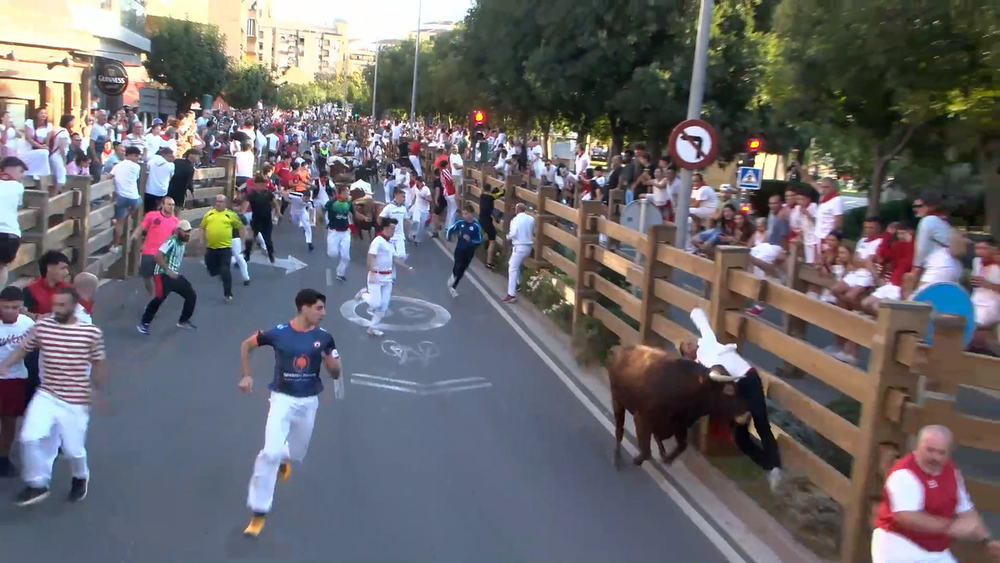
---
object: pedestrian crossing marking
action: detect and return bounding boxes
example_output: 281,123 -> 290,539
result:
737,166 -> 762,190
740,169 -> 757,186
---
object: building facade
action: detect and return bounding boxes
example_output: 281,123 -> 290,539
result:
347,44 -> 376,76
258,19 -> 350,79
0,0 -> 150,124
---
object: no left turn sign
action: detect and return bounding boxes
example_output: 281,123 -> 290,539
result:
668,119 -> 719,171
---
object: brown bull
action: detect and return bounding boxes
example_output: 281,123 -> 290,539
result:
608,345 -> 748,467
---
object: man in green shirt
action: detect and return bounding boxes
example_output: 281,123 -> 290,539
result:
201,195 -> 245,301
323,185 -> 354,281
138,220 -> 195,334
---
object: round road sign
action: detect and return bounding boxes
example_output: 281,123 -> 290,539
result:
668,119 -> 719,170
340,296 -> 452,332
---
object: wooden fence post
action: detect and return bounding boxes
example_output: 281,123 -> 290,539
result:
533,186 -> 558,271
501,174 -> 517,235
696,245 -> 752,454
216,156 -> 236,202
637,224 -> 675,345
841,301 -> 931,563
65,177 -> 91,275
572,200 -> 603,337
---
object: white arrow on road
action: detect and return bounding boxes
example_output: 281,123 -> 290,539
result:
248,253 -> 308,274
350,373 -> 492,396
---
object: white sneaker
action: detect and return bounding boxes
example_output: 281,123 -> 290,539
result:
449,287 -> 458,298
354,288 -> 367,301
447,275 -> 455,288
367,326 -> 384,337
824,344 -> 840,355
768,468 -> 783,492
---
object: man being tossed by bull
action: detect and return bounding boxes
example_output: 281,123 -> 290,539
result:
680,308 -> 783,491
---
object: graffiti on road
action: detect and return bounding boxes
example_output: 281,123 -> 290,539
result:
381,340 -> 441,367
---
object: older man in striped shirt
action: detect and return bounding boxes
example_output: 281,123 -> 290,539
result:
0,286 -> 106,506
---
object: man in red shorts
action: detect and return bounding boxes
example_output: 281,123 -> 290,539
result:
0,286 -> 34,477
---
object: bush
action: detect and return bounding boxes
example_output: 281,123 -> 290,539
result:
841,199 -> 915,241
573,315 -> 621,366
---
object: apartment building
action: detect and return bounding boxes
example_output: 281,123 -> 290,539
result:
0,0 -> 151,122
347,43 -> 376,76
258,19 -> 350,78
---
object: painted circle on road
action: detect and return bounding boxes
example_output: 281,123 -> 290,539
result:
340,296 -> 452,331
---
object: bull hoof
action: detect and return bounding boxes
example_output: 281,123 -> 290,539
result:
632,455 -> 647,466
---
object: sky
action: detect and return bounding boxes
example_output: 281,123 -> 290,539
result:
273,0 -> 475,45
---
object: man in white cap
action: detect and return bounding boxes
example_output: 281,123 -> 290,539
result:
137,221 -> 197,335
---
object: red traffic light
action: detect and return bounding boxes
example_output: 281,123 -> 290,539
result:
473,110 -> 485,123
747,138 -> 762,151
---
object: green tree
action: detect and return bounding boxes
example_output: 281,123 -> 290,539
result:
224,63 -> 277,109
144,18 -> 229,112
766,0 -> 980,213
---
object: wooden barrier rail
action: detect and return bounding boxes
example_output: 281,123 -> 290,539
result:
13,157 -> 235,282
443,156 -> 999,563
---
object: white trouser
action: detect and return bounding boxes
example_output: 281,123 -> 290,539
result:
326,229 -> 351,277
871,529 -> 956,563
408,155 -> 422,177
50,152 -> 67,185
410,209 -> 428,242
445,194 -> 458,230
362,279 -> 393,329
20,390 -> 90,488
292,207 -> 313,245
390,236 -> 407,279
508,244 -> 532,296
247,392 -> 319,514
231,237 -> 250,282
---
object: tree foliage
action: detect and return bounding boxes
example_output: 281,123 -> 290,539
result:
224,63 -> 278,109
144,18 -> 229,112
275,73 -> 371,112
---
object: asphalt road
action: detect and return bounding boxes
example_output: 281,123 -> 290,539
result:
0,203 -> 732,562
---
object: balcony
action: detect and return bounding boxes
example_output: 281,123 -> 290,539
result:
119,0 -> 146,36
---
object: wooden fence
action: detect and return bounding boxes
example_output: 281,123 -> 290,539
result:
13,157 -> 236,282
434,152 -> 999,563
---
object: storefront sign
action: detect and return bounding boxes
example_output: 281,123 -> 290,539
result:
95,60 -> 129,97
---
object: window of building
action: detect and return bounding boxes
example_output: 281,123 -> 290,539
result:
246,19 -> 257,37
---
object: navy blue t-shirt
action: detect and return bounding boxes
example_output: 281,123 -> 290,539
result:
255,323 -> 338,397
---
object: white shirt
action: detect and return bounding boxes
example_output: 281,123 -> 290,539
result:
0,314 -> 34,380
0,179 -> 25,237
694,185 -> 718,211
143,133 -> 164,156
855,236 -> 883,261
75,304 -> 93,325
575,153 -> 590,175
379,203 -> 408,240
506,212 -> 535,246
234,150 -> 255,178
266,133 -> 280,152
449,153 -> 464,178
815,195 -> 843,241
144,155 -> 174,197
412,186 -> 431,214
110,159 -> 141,200
690,308 -> 752,378
972,258 -> 1000,314
368,235 -> 396,281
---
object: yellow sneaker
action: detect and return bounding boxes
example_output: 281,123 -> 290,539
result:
278,461 -> 291,484
243,514 -> 265,537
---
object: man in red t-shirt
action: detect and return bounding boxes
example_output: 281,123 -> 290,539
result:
873,425 -> 999,562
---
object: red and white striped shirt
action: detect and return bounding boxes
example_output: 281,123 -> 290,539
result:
21,317 -> 106,404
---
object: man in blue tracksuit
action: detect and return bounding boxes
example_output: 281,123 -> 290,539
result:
445,204 -> 483,297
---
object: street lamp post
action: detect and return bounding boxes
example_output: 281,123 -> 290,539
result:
371,46 -> 380,119
409,0 -> 422,125
672,0 -> 713,251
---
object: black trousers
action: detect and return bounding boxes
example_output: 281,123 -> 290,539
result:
204,248 -> 234,297
733,369 -> 781,471
24,350 -> 39,404
143,193 -> 163,214
167,189 -> 188,209
245,220 -> 274,261
142,274 -> 197,324
452,246 -> 476,288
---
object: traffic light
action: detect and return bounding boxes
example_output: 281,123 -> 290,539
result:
741,137 -> 762,167
470,110 -> 487,130
746,137 -> 762,152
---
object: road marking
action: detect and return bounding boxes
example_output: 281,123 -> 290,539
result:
431,238 -> 748,563
326,268 -> 334,286
340,296 -> 451,332
381,339 -> 440,366
248,253 -> 308,274
349,373 -> 492,395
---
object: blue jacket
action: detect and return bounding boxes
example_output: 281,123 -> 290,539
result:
447,219 -> 483,251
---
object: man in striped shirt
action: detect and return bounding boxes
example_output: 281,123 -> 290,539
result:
137,220 -> 196,335
0,286 -> 106,506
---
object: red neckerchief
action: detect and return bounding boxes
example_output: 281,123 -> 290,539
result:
864,233 -> 881,243
336,195 -> 349,202
983,255 -> 998,267
379,232 -> 391,241
819,189 -> 840,204
0,173 -> 14,181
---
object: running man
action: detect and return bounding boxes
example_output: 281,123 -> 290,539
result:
286,183 -> 314,252
324,184 -> 354,281
503,203 -> 535,303
0,157 -> 27,288
0,286 -> 34,477
378,188 -> 409,271
201,195 -> 245,302
131,196 -> 179,296
137,220 -> 196,334
409,176 -> 432,246
356,218 -> 412,337
446,204 -> 483,298
0,287 -> 106,505
239,288 -> 342,537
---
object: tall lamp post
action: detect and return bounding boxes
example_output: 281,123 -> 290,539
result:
409,0 -> 422,125
672,0 -> 713,251
371,46 -> 380,119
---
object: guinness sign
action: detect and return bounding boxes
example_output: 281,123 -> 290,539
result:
95,60 -> 128,97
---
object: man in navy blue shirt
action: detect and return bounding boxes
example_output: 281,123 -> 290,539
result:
446,204 -> 483,297
238,288 -> 342,537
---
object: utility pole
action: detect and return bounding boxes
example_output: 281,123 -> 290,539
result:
672,0 -> 713,251
409,0 -> 422,125
371,46 -> 380,119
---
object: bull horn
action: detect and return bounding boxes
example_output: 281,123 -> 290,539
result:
708,369 -> 739,383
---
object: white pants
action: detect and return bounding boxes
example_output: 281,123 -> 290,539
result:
508,244 -> 532,296
50,152 -> 67,185
326,229 -> 351,277
292,207 -> 313,245
408,154 -> 423,178
871,529 -> 956,563
247,392 -> 319,514
390,236 -> 407,277
362,279 -> 393,329
445,194 -> 458,230
20,390 -> 90,488
231,237 -> 250,282
410,209 -> 428,242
